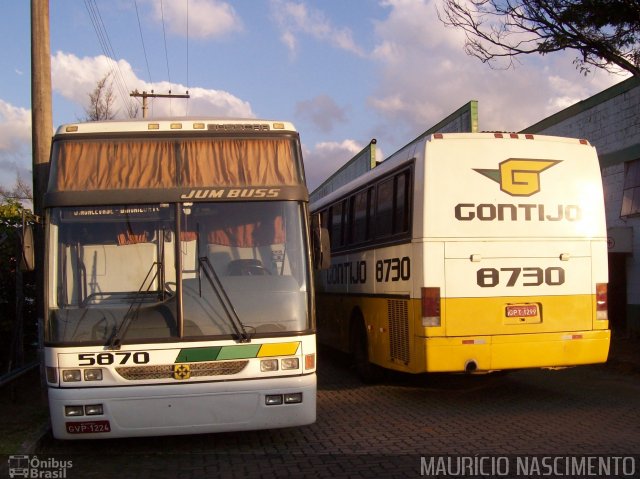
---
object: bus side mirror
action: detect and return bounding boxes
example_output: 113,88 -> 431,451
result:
21,224 -> 35,272
311,214 -> 331,270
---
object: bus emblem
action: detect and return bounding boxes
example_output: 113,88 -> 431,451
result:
173,364 -> 191,380
474,159 -> 561,197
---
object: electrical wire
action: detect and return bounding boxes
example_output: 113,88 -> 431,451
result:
160,0 -> 173,115
134,0 -> 153,88
84,0 -> 137,117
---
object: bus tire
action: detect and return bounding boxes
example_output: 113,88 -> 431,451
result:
351,317 -> 382,383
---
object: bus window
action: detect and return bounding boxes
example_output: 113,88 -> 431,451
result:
375,178 -> 394,238
351,188 -> 370,244
394,170 -> 410,235
330,201 -> 345,249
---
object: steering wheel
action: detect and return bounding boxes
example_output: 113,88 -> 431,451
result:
227,259 -> 271,276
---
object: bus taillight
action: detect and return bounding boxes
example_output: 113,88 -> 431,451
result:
596,283 -> 608,320
421,287 -> 441,327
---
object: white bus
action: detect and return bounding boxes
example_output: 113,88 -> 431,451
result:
311,132 -> 609,380
40,119 -> 316,438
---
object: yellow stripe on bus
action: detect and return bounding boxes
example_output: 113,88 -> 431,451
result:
257,342 -> 300,357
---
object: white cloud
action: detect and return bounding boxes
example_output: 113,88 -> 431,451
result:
144,0 -> 243,39
270,0 -> 365,57
51,52 -> 133,112
369,0 -> 628,137
0,99 -> 32,189
303,139 -> 366,191
0,100 -> 31,151
51,51 -> 254,119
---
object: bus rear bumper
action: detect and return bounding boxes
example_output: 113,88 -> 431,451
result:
49,373 -> 316,439
422,330 -> 610,373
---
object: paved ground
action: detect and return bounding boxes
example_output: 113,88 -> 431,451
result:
15,338 -> 640,479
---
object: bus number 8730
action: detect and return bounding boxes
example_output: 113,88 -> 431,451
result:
477,267 -> 565,288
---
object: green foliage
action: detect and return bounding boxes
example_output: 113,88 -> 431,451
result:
0,196 -> 37,370
0,199 -> 26,300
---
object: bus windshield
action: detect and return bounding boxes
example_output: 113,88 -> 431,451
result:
46,201 -> 310,345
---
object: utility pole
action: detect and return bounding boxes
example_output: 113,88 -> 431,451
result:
31,0 -> 52,217
31,0 -> 52,382
130,90 -> 190,119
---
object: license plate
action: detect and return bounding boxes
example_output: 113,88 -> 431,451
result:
505,304 -> 538,318
66,420 -> 111,434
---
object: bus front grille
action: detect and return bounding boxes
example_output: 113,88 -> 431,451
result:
116,360 -> 249,380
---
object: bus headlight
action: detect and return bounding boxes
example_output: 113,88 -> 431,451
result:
62,370 -> 82,382
281,358 -> 299,370
64,406 -> 84,417
265,394 -> 283,405
284,393 -> 303,404
85,404 -> 104,416
84,369 -> 103,381
260,359 -> 278,372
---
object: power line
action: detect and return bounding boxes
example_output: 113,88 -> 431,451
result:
84,1 -> 129,106
84,0 -> 137,117
159,0 -> 173,114
134,0 -> 153,87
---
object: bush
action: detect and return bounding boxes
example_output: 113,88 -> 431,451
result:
0,199 -> 37,371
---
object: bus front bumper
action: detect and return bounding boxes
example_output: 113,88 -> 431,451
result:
48,373 -> 316,439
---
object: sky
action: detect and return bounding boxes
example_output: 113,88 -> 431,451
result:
0,0 -> 631,194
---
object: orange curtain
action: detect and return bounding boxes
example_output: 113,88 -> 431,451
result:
207,216 -> 285,247
52,141 -> 175,192
51,138 -> 299,192
179,139 -> 297,186
116,230 -> 149,245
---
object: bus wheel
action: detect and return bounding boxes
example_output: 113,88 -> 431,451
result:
351,318 -> 382,383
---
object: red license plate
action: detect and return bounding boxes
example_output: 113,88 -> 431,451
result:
66,420 -> 111,434
506,304 -> 538,318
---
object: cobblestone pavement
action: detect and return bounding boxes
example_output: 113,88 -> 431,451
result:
27,343 -> 640,479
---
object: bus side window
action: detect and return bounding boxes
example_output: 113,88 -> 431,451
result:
330,201 -> 346,249
350,188 -> 370,245
394,170 -> 410,235
375,177 -> 394,238
311,213 -> 331,270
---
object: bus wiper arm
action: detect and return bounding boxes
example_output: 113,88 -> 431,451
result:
107,261 -> 162,350
198,256 -> 250,343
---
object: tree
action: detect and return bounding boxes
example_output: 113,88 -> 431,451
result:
439,0 -> 640,77
0,180 -> 36,370
84,72 -> 118,121
0,176 -> 33,204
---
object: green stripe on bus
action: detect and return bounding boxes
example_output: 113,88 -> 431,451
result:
175,346 -> 222,363
217,344 -> 262,360
175,342 -> 299,363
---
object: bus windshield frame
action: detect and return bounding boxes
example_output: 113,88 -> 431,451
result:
46,200 -> 311,347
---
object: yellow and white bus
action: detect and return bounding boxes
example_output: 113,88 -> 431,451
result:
311,132 -> 609,380
41,119 -> 316,438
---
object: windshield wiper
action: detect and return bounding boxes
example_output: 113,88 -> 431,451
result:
107,261 -> 163,350
198,256 -> 250,343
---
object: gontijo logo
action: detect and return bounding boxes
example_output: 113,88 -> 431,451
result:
474,159 -> 561,197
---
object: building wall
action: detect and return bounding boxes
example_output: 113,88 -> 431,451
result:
524,77 -> 640,335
